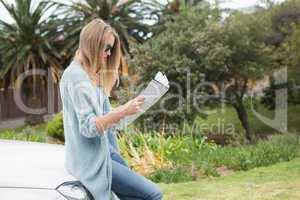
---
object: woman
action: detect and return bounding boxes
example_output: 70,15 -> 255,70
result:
59,19 -> 163,200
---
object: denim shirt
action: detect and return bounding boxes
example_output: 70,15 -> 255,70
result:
96,86 -> 121,155
60,60 -> 118,200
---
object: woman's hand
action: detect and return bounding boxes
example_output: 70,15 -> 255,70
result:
122,95 -> 145,116
94,95 -> 145,133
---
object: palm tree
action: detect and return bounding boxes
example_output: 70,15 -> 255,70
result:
0,0 -> 64,82
167,0 -> 206,12
54,0 -> 165,58
0,0 -> 64,124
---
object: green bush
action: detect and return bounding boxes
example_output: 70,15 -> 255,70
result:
194,134 -> 300,171
120,130 -> 216,166
46,112 -> 64,142
149,164 -> 194,183
261,79 -> 300,110
0,128 -> 45,142
4,117 -> 297,184
144,133 -> 300,183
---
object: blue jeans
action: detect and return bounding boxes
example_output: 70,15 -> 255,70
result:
110,152 -> 163,200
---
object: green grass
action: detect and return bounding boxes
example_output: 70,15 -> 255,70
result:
148,133 -> 300,183
0,123 -> 47,142
159,158 -> 300,200
196,103 -> 300,138
0,123 -> 47,133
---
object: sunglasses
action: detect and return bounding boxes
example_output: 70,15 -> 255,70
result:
104,44 -> 113,54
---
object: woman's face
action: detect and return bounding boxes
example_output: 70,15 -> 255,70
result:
102,33 -> 115,63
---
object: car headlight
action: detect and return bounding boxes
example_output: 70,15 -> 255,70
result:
56,181 -> 93,200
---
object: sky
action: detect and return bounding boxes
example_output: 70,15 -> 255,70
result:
215,0 -> 285,9
0,0 -> 286,23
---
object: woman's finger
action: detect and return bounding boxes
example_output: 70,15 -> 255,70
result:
137,97 -> 145,103
136,95 -> 145,101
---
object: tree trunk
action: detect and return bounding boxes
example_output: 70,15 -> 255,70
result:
233,98 -> 253,143
24,76 -> 45,125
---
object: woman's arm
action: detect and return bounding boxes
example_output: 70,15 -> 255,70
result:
67,79 -> 144,137
95,95 -> 145,133
67,80 -> 106,138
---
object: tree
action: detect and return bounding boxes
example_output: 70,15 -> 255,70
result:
285,23 -> 300,79
214,12 -> 273,142
167,0 -> 205,13
261,21 -> 300,109
264,0 -> 300,67
267,0 -> 300,46
129,6 -> 223,133
130,7 -> 273,142
0,0 -> 64,81
55,0 -> 165,57
260,0 -> 300,109
0,0 -> 64,124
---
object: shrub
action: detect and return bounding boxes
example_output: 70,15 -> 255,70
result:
118,129 -> 218,182
149,164 -> 194,183
0,128 -> 45,142
46,112 -> 64,142
194,134 -> 300,171
129,133 -> 300,183
261,78 -> 300,110
118,131 -> 174,177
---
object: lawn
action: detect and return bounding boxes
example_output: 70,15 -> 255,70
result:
159,158 -> 300,200
196,103 -> 300,137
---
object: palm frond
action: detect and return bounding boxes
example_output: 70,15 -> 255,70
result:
0,0 -> 64,83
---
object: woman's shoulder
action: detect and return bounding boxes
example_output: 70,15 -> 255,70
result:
60,60 -> 90,84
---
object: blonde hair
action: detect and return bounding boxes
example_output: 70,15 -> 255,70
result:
75,18 -> 121,96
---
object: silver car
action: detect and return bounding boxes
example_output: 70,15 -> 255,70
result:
0,139 -> 119,200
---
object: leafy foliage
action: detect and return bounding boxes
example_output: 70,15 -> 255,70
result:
129,6 -> 223,130
261,78 -> 300,110
0,126 -> 45,142
149,133 -> 300,183
267,0 -> 300,46
130,6 -> 273,141
0,0 -> 64,83
46,112 -> 64,141
54,0 -> 166,57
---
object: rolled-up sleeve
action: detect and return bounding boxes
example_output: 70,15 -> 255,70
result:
67,80 -> 105,138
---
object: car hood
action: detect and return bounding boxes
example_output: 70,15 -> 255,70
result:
0,139 -> 77,189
